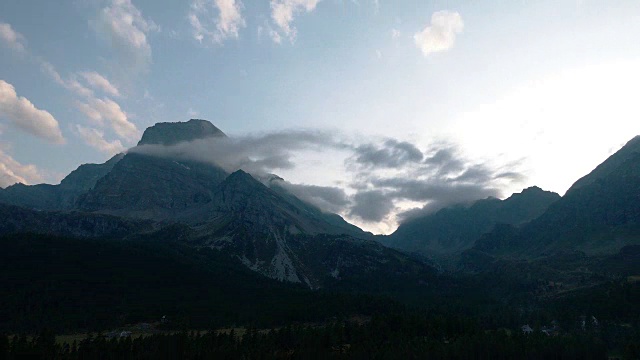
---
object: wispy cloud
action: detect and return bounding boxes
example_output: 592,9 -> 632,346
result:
414,10 -> 464,57
270,0 -> 321,42
0,80 -> 65,144
0,22 -> 26,52
40,61 -> 138,147
74,125 -> 125,155
76,97 -> 139,142
91,0 -> 158,72
189,0 -> 246,44
79,71 -> 120,97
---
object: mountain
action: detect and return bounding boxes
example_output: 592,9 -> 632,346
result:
77,153 -> 228,221
0,119 -> 425,289
381,186 -> 560,258
0,203 -> 153,239
0,153 -> 123,210
473,135 -> 640,258
137,118 -> 226,146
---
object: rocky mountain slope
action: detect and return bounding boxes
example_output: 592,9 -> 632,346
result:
381,186 -> 560,258
0,119 -> 424,289
472,135 -> 640,258
0,153 -> 123,210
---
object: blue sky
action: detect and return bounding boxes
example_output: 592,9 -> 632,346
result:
1,0 -> 640,233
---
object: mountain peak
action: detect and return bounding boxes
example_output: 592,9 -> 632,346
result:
567,134 -> 640,193
137,119 -> 227,146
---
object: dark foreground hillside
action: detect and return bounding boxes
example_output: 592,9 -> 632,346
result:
0,233 -> 400,333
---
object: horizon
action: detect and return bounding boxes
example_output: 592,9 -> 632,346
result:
2,0 -> 640,233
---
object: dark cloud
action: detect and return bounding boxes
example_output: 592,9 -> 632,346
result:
348,190 -> 396,222
269,178 -> 351,214
130,130 -> 525,228
423,146 -> 465,176
351,139 -> 423,168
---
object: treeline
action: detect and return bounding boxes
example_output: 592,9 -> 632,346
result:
4,313 -> 634,360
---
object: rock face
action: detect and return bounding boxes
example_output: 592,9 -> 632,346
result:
176,170 -> 380,287
472,135 -> 640,258
382,186 -> 560,258
137,119 -> 226,146
77,153 -> 228,221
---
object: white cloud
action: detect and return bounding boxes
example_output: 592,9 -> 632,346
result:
79,71 -> 120,97
270,0 -> 321,42
40,61 -> 94,98
189,0 -> 245,44
391,28 -> 401,39
0,80 -> 65,144
414,10 -> 463,57
0,147 -> 44,188
0,22 -> 26,52
92,0 -> 158,71
75,125 -> 125,155
76,97 -> 139,142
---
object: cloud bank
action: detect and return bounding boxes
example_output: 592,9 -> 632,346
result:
131,129 -> 524,230
414,10 -> 463,57
0,80 -> 65,144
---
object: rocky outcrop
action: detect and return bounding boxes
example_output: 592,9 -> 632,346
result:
137,119 -> 226,146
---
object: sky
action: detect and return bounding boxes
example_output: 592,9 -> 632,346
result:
1,0 -> 640,233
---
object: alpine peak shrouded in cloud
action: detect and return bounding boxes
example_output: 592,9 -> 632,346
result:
1,1 -> 640,233
131,120 -> 524,233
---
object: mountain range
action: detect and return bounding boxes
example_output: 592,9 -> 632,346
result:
2,119 -> 640,335
0,119 -> 423,289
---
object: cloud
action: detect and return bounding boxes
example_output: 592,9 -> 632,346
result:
39,61 -> 135,143
270,0 -> 321,42
76,97 -> 139,142
75,125 -> 125,155
346,141 -> 523,223
79,71 -> 120,97
0,80 -> 65,144
349,190 -> 396,222
132,129 -> 346,174
391,28 -> 401,40
351,139 -> 423,168
41,62 -> 118,99
189,0 -> 245,43
0,147 -> 44,188
0,22 -> 26,52
414,10 -> 463,57
266,176 -> 351,214
131,129 -> 525,227
92,0 -> 158,72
